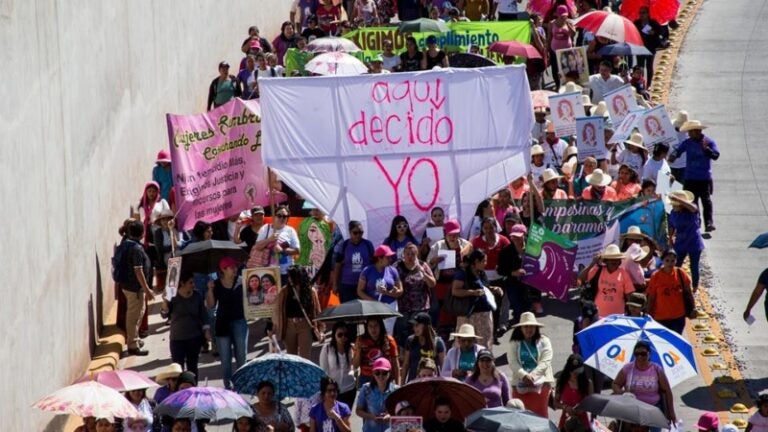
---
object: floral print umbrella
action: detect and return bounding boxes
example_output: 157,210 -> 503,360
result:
154,387 -> 253,425
33,381 -> 140,421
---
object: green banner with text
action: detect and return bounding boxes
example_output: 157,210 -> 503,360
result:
343,21 -> 531,63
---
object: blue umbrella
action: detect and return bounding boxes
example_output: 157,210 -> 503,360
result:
576,314 -> 697,387
749,232 -> 768,248
154,387 -> 253,425
598,43 -> 652,56
232,353 -> 325,399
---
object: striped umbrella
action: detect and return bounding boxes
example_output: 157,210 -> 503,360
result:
573,11 -> 644,45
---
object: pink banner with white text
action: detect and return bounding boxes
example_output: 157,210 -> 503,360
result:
166,98 -> 268,231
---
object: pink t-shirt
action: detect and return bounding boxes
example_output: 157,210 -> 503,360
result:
582,186 -> 618,202
550,22 -> 573,51
622,362 -> 661,405
611,181 -> 641,201
748,411 -> 768,432
587,266 -> 635,317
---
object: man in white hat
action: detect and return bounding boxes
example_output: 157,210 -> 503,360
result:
442,324 -> 485,380
668,119 -> 720,232
578,244 -> 635,318
543,122 -> 568,170
581,168 -> 617,202
589,60 -> 624,104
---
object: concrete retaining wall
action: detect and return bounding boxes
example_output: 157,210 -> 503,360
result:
0,1 -> 291,429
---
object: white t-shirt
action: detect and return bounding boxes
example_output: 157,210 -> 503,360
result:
589,74 -> 625,104
617,150 -> 644,176
530,163 -> 548,190
496,0 -> 519,14
256,224 -> 300,274
642,158 -> 666,181
748,411 -> 768,432
382,54 -> 401,72
543,139 -> 568,170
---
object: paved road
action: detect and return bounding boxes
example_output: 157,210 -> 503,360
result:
668,0 -> 768,397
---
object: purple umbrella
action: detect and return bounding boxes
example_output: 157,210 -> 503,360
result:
154,387 -> 253,425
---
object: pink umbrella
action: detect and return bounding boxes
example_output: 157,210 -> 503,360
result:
573,10 -> 644,45
531,90 -> 557,109
33,381 -> 140,421
75,369 -> 159,392
488,41 -> 543,59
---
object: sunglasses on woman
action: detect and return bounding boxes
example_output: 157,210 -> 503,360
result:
373,371 -> 389,377
634,351 -> 649,357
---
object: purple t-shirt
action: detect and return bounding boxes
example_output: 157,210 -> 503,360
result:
621,362 -> 662,405
309,401 -> 351,432
465,373 -> 510,408
668,210 -> 704,254
334,239 -> 374,285
360,265 -> 400,303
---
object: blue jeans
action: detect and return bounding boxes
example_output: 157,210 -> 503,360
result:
216,319 -> 249,389
676,250 -> 702,289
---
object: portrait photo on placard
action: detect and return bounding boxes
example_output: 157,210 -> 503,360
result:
243,266 -> 280,320
556,46 -> 589,85
165,257 -> 182,299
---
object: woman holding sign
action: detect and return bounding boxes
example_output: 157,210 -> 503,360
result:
451,250 -> 503,349
357,245 -> 403,335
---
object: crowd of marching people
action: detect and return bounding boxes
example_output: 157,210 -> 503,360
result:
69,1 -> 768,432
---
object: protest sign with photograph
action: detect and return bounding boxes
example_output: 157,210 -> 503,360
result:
608,109 -> 646,145
575,116 -> 606,161
549,91 -> 583,137
165,257 -> 182,299
604,85 -> 638,125
243,267 -> 280,320
389,416 -> 423,432
555,46 -> 589,85
638,105 -> 678,149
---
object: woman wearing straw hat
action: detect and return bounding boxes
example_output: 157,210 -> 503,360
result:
614,132 -> 649,178
578,245 -> 636,318
669,119 -> 720,232
530,144 -> 549,190
442,324 -> 485,380
581,169 -> 617,202
539,168 -> 569,200
153,363 -> 183,404
667,190 -> 705,291
508,312 -> 555,417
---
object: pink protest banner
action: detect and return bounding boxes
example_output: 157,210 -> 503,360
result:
259,67 -> 533,243
167,98 -> 268,230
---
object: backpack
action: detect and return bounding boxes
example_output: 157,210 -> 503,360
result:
112,239 -> 138,283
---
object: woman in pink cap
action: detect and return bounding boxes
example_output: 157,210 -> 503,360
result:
357,244 -> 403,335
206,256 -> 247,390
355,357 -> 399,432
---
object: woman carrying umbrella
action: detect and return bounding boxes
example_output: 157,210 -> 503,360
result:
273,266 -> 322,359
554,354 -> 593,431
465,349 -> 511,408
206,257 -> 248,390
611,341 -> 677,427
353,317 -> 401,386
320,322 -> 357,407
508,312 -> 555,417
310,377 -> 352,432
355,358 -> 399,432
252,381 -> 295,432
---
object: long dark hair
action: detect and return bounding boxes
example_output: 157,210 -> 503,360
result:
510,325 -> 542,342
330,321 -> 353,367
415,320 -> 437,353
555,354 -> 590,396
473,199 -> 492,218
286,266 -> 315,318
469,356 -> 500,381
385,215 -> 416,244
363,317 -> 388,349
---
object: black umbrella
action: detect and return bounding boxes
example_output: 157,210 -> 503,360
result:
465,407 -> 559,432
449,53 -> 496,68
314,299 -> 401,322
179,240 -> 247,274
575,394 -> 668,428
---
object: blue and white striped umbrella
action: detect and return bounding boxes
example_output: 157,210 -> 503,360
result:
576,314 -> 697,387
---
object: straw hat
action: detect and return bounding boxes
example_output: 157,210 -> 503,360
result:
630,245 -> 651,262
586,168 -> 612,186
581,95 -> 593,108
626,292 -> 647,309
546,121 -> 556,134
679,120 -> 708,132
562,157 -> 577,176
564,146 -> 578,159
672,110 -> 689,128
623,132 -> 647,151
511,311 -> 545,327
558,81 -> 583,94
621,225 -> 651,242
590,101 -> 609,118
541,168 -> 562,184
667,190 -> 695,205
450,323 -> 483,339
600,244 -> 625,260
156,363 -> 183,385
531,144 -> 545,156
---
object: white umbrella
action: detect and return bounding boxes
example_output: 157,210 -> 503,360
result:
33,381 -> 140,421
306,36 -> 361,53
306,52 -> 368,76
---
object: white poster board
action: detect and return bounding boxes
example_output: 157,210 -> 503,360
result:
549,91 -> 583,137
575,116 -> 606,161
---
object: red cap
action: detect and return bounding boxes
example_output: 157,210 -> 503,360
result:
218,256 -> 239,271
443,219 -> 461,235
373,245 -> 396,258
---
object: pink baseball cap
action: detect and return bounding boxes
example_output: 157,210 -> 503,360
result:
373,245 -> 396,258
249,39 -> 262,50
372,357 -> 392,371
219,256 -> 239,271
557,5 -> 569,16
509,224 -> 528,238
697,412 -> 719,431
443,219 -> 461,235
